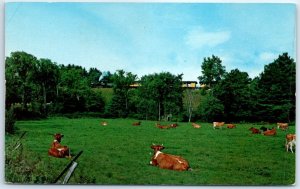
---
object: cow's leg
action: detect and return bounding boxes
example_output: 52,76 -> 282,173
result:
290,143 -> 294,153
66,148 -> 71,158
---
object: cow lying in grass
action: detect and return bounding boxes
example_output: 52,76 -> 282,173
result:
132,121 -> 141,126
213,122 -> 225,129
286,134 -> 296,153
249,127 -> 261,134
101,121 -> 108,126
48,133 -> 71,158
170,123 -> 178,128
156,123 -> 177,129
192,122 -> 201,128
277,122 -> 289,131
227,124 -> 236,129
263,127 -> 276,136
156,123 -> 170,129
150,144 -> 191,171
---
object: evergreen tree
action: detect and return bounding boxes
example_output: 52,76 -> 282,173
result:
256,53 -> 295,122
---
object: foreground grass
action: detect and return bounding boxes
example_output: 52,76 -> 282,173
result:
6,118 -> 296,185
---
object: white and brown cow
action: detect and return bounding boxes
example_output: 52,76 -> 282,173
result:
48,133 -> 71,158
213,122 -> 225,129
277,122 -> 289,131
150,144 -> 191,171
286,134 -> 296,153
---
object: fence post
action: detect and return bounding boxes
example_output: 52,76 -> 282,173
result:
12,131 -> 27,150
62,161 -> 78,184
53,150 -> 83,184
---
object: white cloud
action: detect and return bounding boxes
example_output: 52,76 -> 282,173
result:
185,27 -> 231,49
258,52 -> 278,63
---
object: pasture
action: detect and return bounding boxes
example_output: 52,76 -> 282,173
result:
6,118 -> 295,185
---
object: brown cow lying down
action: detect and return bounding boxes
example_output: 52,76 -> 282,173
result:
192,122 -> 201,128
150,144 -> 191,171
249,127 -> 260,134
263,128 -> 276,136
156,123 -> 170,129
213,122 -> 225,129
132,121 -> 141,126
227,124 -> 236,129
277,122 -> 289,131
48,133 -> 71,158
286,134 -> 296,153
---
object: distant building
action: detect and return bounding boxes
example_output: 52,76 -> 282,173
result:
182,81 -> 198,89
129,81 -> 201,89
129,82 -> 141,88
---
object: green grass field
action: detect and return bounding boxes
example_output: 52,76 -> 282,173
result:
6,118 -> 296,185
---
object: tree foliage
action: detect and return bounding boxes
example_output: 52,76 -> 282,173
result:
5,51 -> 37,110
5,51 -> 296,123
197,53 -> 295,123
197,93 -> 224,122
198,55 -> 226,88
5,52 -> 105,118
108,70 -> 137,117
213,69 -> 252,122
255,53 -> 296,122
138,72 -> 183,121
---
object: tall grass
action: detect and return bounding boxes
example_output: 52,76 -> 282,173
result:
6,118 -> 296,185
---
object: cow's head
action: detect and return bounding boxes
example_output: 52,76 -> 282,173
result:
150,144 -> 164,166
151,144 -> 165,152
54,133 -> 64,142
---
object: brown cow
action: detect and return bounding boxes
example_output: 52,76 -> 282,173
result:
213,122 -> 225,129
263,127 -> 276,136
132,121 -> 141,126
227,124 -> 236,129
192,122 -> 201,128
150,144 -> 191,171
286,134 -> 296,153
48,133 -> 71,158
277,122 -> 288,131
101,121 -> 108,126
156,123 -> 170,129
249,127 -> 261,134
170,123 -> 178,128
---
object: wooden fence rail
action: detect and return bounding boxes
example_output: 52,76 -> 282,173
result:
53,150 -> 83,184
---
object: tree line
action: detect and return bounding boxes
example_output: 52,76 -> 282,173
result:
5,51 -> 295,133
197,54 -> 295,123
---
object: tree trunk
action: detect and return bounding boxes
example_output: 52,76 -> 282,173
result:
158,102 -> 161,121
42,83 -> 47,113
21,85 -> 25,111
56,85 -> 59,97
186,89 -> 194,122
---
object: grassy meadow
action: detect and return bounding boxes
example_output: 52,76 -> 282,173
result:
5,117 -> 296,185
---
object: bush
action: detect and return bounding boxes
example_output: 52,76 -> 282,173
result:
5,107 -> 16,134
5,138 -> 56,184
5,137 -> 96,184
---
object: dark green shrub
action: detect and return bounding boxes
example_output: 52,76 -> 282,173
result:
5,107 -> 16,134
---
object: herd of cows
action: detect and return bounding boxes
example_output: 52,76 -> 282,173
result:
48,121 -> 296,172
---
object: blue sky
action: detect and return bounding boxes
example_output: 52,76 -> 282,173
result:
5,2 -> 296,81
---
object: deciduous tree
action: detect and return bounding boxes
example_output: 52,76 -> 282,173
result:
198,55 -> 226,89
